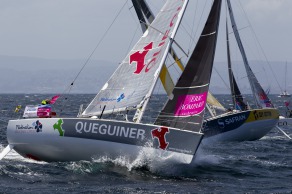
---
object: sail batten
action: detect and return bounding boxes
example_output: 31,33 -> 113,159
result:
175,84 -> 209,89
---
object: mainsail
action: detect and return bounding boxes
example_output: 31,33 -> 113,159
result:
226,20 -> 247,111
132,0 -> 223,111
155,0 -> 222,131
131,0 -> 184,97
82,0 -> 189,117
226,0 -> 273,109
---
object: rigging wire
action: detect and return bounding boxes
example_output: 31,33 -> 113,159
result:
186,0 -> 209,51
187,0 -> 199,51
57,0 -> 129,115
237,0 -> 283,93
213,67 -> 230,90
70,0 -> 129,86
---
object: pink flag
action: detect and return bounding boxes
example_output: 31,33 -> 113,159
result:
49,95 -> 60,104
285,101 -> 290,107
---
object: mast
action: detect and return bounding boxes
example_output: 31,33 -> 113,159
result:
135,0 -> 190,123
226,19 -> 247,111
285,61 -> 287,93
131,0 -> 148,32
226,0 -> 273,108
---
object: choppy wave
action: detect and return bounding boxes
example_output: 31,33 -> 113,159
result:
0,94 -> 291,193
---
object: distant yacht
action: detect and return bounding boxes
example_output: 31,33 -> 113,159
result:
280,62 -> 290,97
280,90 -> 291,97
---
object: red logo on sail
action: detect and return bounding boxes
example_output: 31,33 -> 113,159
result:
129,3 -> 182,75
151,126 -> 169,150
258,92 -> 272,107
129,42 -> 153,74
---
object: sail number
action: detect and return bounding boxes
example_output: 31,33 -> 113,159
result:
253,111 -> 272,120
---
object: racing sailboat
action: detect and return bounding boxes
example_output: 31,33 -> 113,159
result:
201,0 -> 279,142
132,0 -> 279,142
280,62 -> 291,97
0,0 -> 217,163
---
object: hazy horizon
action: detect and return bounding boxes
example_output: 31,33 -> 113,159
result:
0,0 -> 291,94
0,55 -> 290,95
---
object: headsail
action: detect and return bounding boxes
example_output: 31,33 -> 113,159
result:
226,20 -> 247,111
155,0 -> 222,131
207,91 -> 226,112
82,0 -> 189,117
226,0 -> 273,109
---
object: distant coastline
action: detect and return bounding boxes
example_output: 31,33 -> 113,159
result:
0,55 -> 290,94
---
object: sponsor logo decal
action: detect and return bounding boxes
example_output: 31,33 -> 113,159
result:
258,92 -> 272,107
53,119 -> 64,136
129,42 -> 153,74
151,126 -> 169,150
75,122 -> 145,140
253,110 -> 272,120
117,93 -> 125,102
101,97 -> 116,102
174,92 -> 207,116
101,93 -> 125,103
278,121 -> 288,127
15,120 -> 43,133
217,115 -> 246,128
217,119 -> 225,128
16,124 -> 34,130
33,120 -> 42,132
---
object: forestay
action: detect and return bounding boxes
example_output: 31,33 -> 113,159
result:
82,0 -> 188,117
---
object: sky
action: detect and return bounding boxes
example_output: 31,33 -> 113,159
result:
0,0 -> 291,93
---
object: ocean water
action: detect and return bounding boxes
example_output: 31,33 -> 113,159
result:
0,94 -> 291,193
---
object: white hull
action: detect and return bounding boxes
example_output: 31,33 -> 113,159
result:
277,116 -> 292,129
6,118 -> 203,164
202,109 -> 279,143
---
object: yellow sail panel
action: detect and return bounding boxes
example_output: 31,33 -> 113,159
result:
160,65 -> 175,97
169,49 -> 184,71
207,92 -> 226,111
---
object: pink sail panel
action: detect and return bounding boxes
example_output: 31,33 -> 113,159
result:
174,92 -> 208,116
37,106 -> 52,118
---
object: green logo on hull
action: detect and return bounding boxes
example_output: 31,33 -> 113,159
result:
53,119 -> 64,136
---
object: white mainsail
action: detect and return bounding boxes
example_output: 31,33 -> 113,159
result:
82,0 -> 188,117
132,0 -> 223,111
